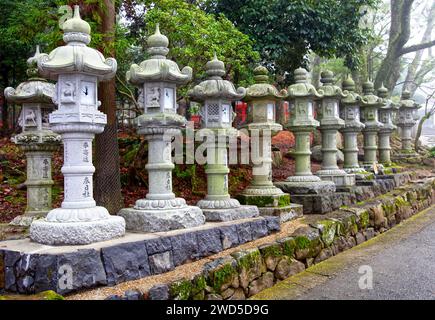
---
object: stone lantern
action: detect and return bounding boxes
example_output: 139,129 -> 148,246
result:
275,68 -> 336,196
339,76 -> 365,174
377,85 -> 399,165
396,90 -> 421,157
4,46 -> 61,226
188,54 -> 259,221
30,6 -> 125,245
237,66 -> 301,222
315,70 -> 355,187
118,24 -> 205,232
360,80 -> 384,171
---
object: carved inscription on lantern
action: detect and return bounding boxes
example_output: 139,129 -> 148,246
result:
83,177 -> 91,197
146,87 -> 161,109
42,159 -> 49,179
83,142 -> 89,162
61,81 -> 75,103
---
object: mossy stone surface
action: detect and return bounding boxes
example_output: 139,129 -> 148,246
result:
170,279 -> 193,300
0,290 -> 64,300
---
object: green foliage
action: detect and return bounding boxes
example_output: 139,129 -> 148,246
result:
429,146 -> 435,158
209,0 -> 379,84
130,0 -> 259,97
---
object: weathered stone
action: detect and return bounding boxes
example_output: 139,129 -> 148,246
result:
227,288 -> 246,300
247,271 -> 274,297
277,237 -> 297,257
105,294 -> 123,300
364,227 -> 376,240
57,249 -> 107,294
292,226 -> 323,260
101,241 -> 150,285
205,293 -> 223,300
125,289 -> 143,300
236,222 -> 253,244
232,249 -> 266,289
312,219 -> 337,247
5,267 -> 16,291
203,256 -> 238,292
148,284 -> 169,300
170,279 -> 193,300
170,232 -> 199,266
196,228 -> 223,258
264,216 -> 280,232
314,248 -> 334,264
274,257 -> 305,280
250,219 -> 269,240
219,224 -> 240,249
145,237 -> 172,255
149,251 -> 174,275
259,242 -> 283,271
221,287 -> 235,299
33,254 -> 58,293
311,145 -> 344,163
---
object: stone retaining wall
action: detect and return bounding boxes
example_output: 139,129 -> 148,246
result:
130,177 -> 435,301
0,217 -> 280,295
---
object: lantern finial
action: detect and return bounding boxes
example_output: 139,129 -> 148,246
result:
320,70 -> 334,84
362,79 -> 375,95
205,53 -> 225,79
294,68 -> 308,83
377,83 -> 388,98
147,23 -> 169,58
342,75 -> 356,92
26,45 -> 43,79
62,5 -> 91,36
253,65 -> 269,84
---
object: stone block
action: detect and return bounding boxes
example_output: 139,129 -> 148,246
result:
148,284 -> 169,300
203,256 -> 238,292
145,237 -> 172,255
57,249 -> 107,294
250,219 -> 269,240
274,257 -> 305,280
219,224 -> 240,249
264,216 -> 280,232
196,228 -> 223,258
236,222 -> 253,244
247,271 -> 274,297
232,249 -> 266,289
101,241 -> 150,286
149,251 -> 174,275
170,232 -> 199,266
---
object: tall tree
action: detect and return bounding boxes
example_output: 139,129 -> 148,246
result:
94,0 -> 123,214
207,0 -> 378,85
403,1 -> 435,96
375,0 -> 435,91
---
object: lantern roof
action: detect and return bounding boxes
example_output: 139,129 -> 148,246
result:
287,68 -> 323,98
126,24 -> 192,85
244,66 -> 286,101
319,70 -> 347,98
399,90 -> 421,109
37,5 -> 117,81
188,53 -> 246,102
377,84 -> 399,111
4,46 -> 55,104
340,75 -> 362,105
360,80 -> 384,108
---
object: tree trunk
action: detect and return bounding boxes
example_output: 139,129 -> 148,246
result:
414,114 -> 429,152
94,0 -> 123,214
404,2 -> 435,96
1,67 -> 10,135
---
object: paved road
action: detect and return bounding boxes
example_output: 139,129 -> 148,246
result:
253,206 -> 435,300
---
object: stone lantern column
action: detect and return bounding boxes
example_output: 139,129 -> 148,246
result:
377,85 -> 398,165
188,54 -> 259,222
315,70 -> 355,187
118,25 -> 205,232
396,90 -> 421,157
360,80 -> 384,171
237,66 -> 302,222
339,76 -> 365,174
30,6 -> 125,245
4,46 -> 61,226
275,68 -> 335,195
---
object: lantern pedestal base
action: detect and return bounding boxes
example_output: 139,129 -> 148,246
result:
274,179 -> 336,195
316,169 -> 356,187
9,215 -> 43,227
196,198 -> 259,222
30,212 -> 125,245
236,192 -> 302,223
118,205 -> 205,233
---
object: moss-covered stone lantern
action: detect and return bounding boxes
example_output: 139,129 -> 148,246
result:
275,68 -> 336,195
396,90 -> 421,157
315,70 -> 355,187
339,76 -> 365,174
360,80 -> 384,171
237,66 -> 302,222
30,6 -> 125,245
4,46 -> 61,226
118,24 -> 205,231
377,85 -> 399,165
188,54 -> 259,221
